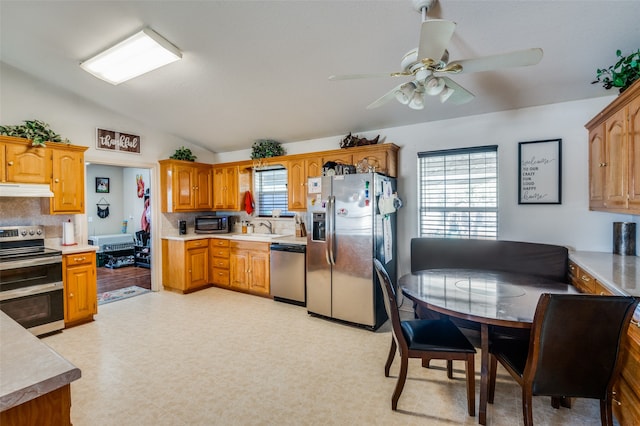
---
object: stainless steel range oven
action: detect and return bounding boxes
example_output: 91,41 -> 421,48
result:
0,225 -> 64,336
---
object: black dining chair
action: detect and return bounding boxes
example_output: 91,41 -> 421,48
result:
488,293 -> 638,426
373,259 -> 477,415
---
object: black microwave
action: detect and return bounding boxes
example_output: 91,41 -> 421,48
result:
194,216 -> 230,234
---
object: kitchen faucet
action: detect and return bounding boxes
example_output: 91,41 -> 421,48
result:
259,221 -> 273,234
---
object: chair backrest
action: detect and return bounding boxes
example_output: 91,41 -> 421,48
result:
525,293 -> 638,399
373,259 -> 406,349
410,238 -> 569,282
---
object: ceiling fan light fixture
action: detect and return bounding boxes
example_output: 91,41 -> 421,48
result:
424,76 -> 445,95
80,27 -> 182,85
395,82 -> 416,105
408,88 -> 425,110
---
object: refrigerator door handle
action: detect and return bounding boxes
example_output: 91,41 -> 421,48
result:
328,195 -> 336,265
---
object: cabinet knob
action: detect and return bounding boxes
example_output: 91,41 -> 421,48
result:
7,161 -> 13,166
69,293 -> 74,298
580,275 -> 591,282
55,178 -> 60,183
631,319 -> 639,328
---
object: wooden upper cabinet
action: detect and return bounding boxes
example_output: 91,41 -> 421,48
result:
287,158 -> 307,211
213,165 -> 239,210
3,141 -> 49,183
49,145 -> 86,214
586,79 -> 640,215
588,124 -> 606,209
604,108 -> 628,209
628,96 -> 640,211
159,159 -> 214,212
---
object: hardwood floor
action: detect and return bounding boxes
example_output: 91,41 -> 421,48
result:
97,265 -> 151,293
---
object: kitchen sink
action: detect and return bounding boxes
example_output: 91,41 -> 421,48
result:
231,233 -> 290,241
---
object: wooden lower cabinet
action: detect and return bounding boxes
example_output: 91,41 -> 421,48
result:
63,251 -> 97,327
229,240 -> 270,296
569,259 -> 640,424
0,383 -> 72,426
162,238 -> 210,293
209,238 -> 230,286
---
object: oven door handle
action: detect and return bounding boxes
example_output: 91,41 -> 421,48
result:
0,281 -> 63,301
0,255 -> 63,271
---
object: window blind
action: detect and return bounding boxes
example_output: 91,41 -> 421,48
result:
254,167 -> 293,217
418,145 -> 498,239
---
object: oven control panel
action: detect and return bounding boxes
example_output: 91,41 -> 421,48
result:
0,226 -> 44,241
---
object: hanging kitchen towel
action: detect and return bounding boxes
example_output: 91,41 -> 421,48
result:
244,191 -> 255,215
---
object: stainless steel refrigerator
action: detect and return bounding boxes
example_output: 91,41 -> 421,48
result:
306,173 -> 397,330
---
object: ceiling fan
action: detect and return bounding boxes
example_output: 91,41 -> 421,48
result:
329,0 -> 543,110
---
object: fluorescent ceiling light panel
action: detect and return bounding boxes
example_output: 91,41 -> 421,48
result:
81,28 -> 181,85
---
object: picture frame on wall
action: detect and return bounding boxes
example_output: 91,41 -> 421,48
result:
96,177 -> 110,193
518,138 -> 562,204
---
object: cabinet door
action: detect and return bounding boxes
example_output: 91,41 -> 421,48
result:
352,149 -> 388,175
628,96 -> 640,212
604,109 -> 628,209
186,246 -> 209,289
589,124 -> 606,209
64,253 -> 97,325
50,148 -> 84,214
213,166 -> 239,210
287,158 -> 307,211
174,164 -> 196,210
248,251 -> 270,295
306,158 -> 323,178
5,143 -> 49,183
194,165 -> 214,210
230,250 -> 250,290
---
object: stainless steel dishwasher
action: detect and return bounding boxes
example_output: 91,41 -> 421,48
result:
270,243 -> 306,306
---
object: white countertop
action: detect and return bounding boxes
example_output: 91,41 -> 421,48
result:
162,232 -> 307,245
0,312 -> 81,411
569,251 -> 639,297
50,243 -> 99,255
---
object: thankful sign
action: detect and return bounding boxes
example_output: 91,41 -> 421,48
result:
96,128 -> 140,154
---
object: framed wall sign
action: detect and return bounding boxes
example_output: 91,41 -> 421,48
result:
96,128 -> 141,154
96,177 -> 110,193
518,139 -> 561,204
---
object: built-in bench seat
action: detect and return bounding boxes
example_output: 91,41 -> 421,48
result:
409,238 -> 570,335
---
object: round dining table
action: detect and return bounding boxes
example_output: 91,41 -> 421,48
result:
399,268 -> 580,425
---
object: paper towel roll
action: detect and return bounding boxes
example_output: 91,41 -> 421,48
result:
62,221 -> 76,246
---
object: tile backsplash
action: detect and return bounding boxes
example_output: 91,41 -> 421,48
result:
0,198 -> 73,239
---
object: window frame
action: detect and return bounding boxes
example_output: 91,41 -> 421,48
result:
417,145 -> 498,240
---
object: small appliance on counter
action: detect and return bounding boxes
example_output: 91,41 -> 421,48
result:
194,215 -> 236,234
179,220 -> 187,235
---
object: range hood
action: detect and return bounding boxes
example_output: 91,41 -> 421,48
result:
0,183 -> 54,197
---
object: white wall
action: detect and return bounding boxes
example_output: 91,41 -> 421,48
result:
3,64 -> 637,278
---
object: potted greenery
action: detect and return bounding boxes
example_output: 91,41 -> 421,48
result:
0,120 -> 69,147
251,139 -> 285,159
170,146 -> 197,161
592,49 -> 640,93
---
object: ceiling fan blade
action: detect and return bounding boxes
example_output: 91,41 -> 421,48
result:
329,72 -> 409,81
440,77 -> 474,105
450,48 -> 543,74
417,19 -> 456,62
366,83 -> 407,110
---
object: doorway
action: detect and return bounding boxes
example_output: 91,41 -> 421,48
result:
85,161 -> 159,300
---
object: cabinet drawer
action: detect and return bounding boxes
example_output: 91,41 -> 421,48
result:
575,267 -> 596,294
613,376 -> 640,426
211,268 -> 230,285
211,238 -> 230,247
212,247 -> 230,258
593,279 -> 614,295
64,252 -> 94,266
212,258 -> 230,269
186,239 -> 208,249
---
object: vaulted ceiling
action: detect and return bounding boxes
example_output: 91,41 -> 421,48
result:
1,1 -> 638,153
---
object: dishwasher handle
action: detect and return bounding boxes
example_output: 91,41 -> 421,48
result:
270,244 -> 306,253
